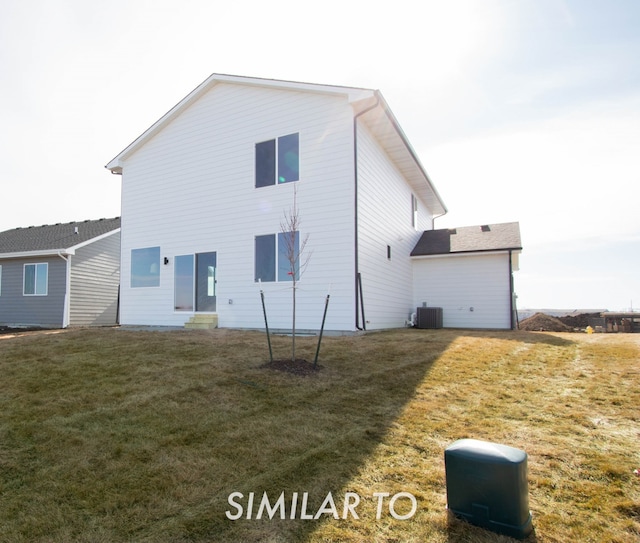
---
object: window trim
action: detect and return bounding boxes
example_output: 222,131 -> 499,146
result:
23,262 -> 48,296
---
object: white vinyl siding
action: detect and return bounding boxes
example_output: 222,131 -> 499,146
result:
69,232 -> 120,326
412,253 -> 512,329
119,82 -> 356,331
355,122 -> 433,329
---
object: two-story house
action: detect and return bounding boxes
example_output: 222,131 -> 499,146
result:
107,74 -> 520,332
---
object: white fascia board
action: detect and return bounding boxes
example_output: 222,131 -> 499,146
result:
67,228 -> 121,252
210,73 -> 374,102
105,73 -> 375,172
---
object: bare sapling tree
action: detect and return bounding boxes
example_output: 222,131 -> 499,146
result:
280,186 -> 311,361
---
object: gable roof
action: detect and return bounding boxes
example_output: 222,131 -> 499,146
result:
411,222 -> 522,257
105,73 -> 446,216
0,217 -> 121,258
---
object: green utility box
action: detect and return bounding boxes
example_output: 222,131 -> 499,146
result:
445,438 -> 533,539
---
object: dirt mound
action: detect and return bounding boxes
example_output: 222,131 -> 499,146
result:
519,313 -> 573,332
556,313 -> 601,329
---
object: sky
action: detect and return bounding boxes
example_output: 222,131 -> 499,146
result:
1,0 -> 639,311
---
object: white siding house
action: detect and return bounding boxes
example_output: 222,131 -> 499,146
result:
106,74 -> 448,333
106,74 -> 520,332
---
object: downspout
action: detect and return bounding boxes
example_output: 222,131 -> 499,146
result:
431,210 -> 447,230
57,252 -> 71,328
508,250 -> 516,330
353,93 -> 381,331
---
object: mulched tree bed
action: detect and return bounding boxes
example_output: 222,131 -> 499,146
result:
260,358 -> 322,376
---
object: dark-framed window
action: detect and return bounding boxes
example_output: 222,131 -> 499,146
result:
131,246 -> 161,288
254,231 -> 299,282
255,133 -> 299,187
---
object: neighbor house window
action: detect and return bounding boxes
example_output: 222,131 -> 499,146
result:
24,263 -> 48,296
131,247 -> 161,288
254,231 -> 299,282
0,265 -> 2,296
411,194 -> 418,229
255,133 -> 299,187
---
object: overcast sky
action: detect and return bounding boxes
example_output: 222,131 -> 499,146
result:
1,0 -> 638,311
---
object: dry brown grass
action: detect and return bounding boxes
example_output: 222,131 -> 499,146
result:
0,327 -> 638,542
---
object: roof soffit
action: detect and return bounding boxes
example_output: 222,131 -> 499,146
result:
356,94 -> 447,216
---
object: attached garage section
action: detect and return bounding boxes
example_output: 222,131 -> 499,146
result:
413,252 -> 515,329
411,223 -> 522,330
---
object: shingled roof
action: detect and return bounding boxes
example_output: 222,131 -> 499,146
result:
411,222 -> 522,257
0,217 -> 121,255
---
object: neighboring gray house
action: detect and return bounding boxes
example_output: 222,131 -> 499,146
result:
0,218 -> 121,328
411,222 -> 522,329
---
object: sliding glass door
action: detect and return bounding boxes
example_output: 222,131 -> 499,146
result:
196,252 -> 216,312
174,252 -> 216,312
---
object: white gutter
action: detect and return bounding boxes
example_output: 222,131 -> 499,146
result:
0,249 -> 74,259
411,250 -> 520,260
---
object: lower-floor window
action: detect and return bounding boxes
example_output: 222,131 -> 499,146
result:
255,231 -> 299,282
131,247 -> 161,287
24,263 -> 48,296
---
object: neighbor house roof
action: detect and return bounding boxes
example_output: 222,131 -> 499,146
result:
0,217 -> 121,258
411,222 -> 522,257
105,73 -> 447,216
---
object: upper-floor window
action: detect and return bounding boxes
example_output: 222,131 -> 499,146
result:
255,133 -> 299,188
24,263 -> 48,296
131,246 -> 160,288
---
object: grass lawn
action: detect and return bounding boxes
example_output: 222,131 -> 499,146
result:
0,327 -> 638,542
